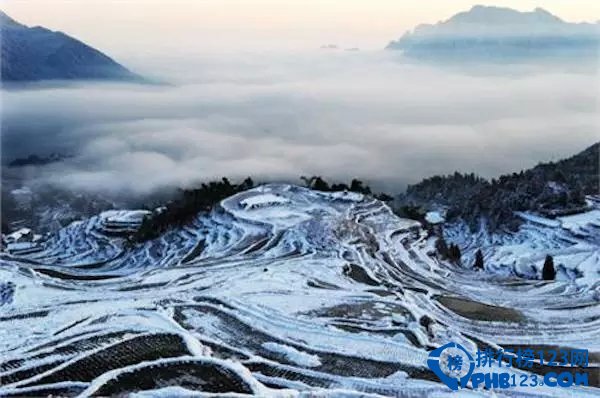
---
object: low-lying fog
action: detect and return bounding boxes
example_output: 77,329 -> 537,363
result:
2,50 -> 598,196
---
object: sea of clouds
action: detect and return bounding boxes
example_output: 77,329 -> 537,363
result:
2,50 -> 598,196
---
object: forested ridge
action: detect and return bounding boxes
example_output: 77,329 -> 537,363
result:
397,142 -> 599,231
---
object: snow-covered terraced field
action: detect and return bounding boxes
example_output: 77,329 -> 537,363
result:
0,184 -> 598,397
447,208 -> 600,286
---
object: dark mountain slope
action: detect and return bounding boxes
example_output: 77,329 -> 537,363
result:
1,11 -> 140,82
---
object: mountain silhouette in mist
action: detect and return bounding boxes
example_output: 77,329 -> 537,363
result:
1,11 -> 141,82
387,5 -> 600,60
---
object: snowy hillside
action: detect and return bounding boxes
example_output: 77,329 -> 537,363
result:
0,184 -> 598,396
446,203 -> 600,286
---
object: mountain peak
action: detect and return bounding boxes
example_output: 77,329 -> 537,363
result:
449,5 -> 564,26
0,10 -> 26,29
1,11 -> 141,82
386,5 -> 599,59
534,7 -> 551,14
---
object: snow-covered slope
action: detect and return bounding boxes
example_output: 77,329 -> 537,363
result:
446,205 -> 600,287
0,184 -> 598,397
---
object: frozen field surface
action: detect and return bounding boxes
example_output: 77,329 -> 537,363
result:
0,184 -> 598,397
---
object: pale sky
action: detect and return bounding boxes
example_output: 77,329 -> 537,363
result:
2,0 -> 600,55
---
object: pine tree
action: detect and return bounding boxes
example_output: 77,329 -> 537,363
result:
474,249 -> 484,270
542,255 -> 556,280
435,237 -> 449,259
312,177 -> 330,191
447,244 -> 462,264
300,176 -> 318,188
350,179 -> 371,194
454,245 -> 462,264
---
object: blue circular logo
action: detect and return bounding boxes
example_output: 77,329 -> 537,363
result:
427,342 -> 475,390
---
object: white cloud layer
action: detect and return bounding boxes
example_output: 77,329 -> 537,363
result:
2,51 -> 598,195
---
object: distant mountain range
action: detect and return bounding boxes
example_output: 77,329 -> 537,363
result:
1,11 -> 140,82
387,6 -> 600,60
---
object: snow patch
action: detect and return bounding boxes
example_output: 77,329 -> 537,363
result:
262,342 -> 322,367
240,193 -> 290,210
425,211 -> 445,224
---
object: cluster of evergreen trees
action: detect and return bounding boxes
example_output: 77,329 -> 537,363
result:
398,143 -> 598,232
435,237 -> 462,264
301,176 -> 372,194
299,176 -> 393,201
395,204 -> 427,223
